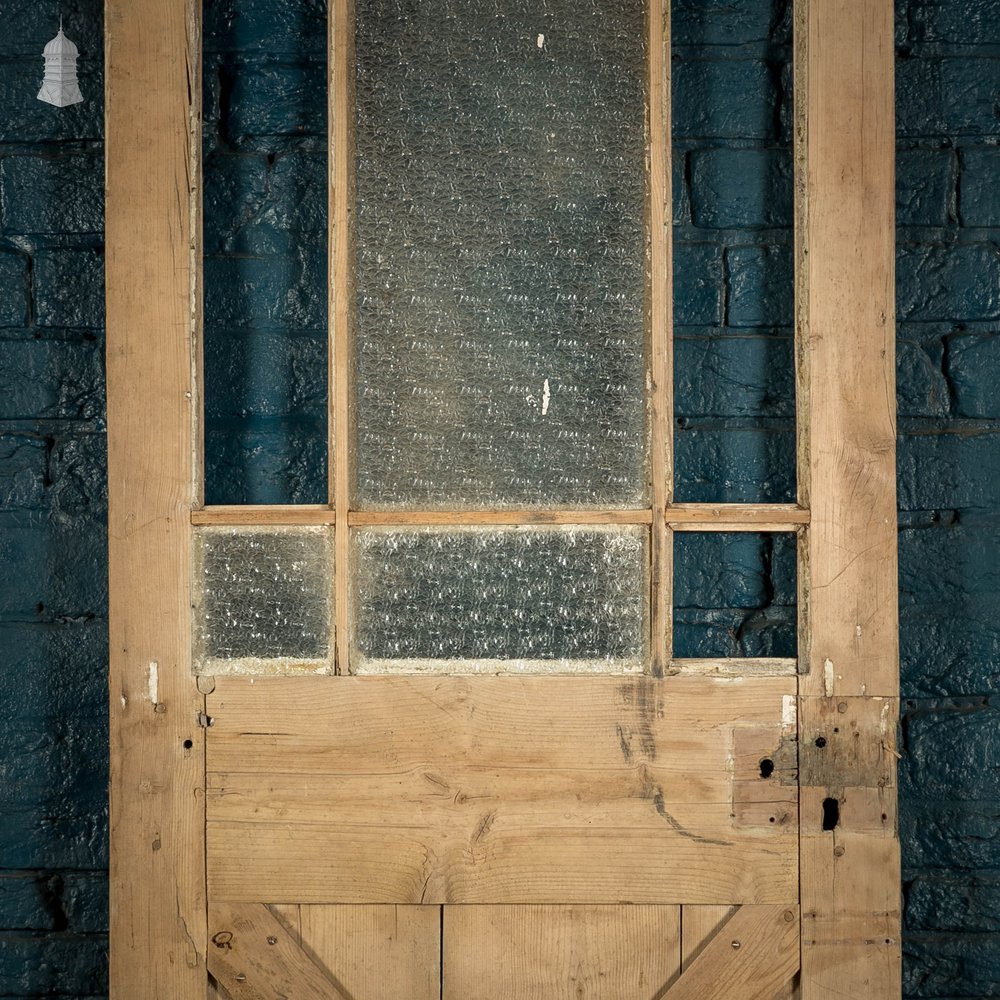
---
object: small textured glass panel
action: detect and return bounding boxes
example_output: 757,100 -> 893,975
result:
353,0 -> 649,508
673,532 -> 796,658
194,527 -> 333,674
352,526 -> 648,672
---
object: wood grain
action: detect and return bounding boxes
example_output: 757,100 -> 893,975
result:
270,904 -> 441,1000
796,0 -> 900,995
444,906 -> 680,999
649,0 -> 672,673
106,0 -> 206,994
192,505 -> 336,526
207,902 -> 349,999
667,504 -> 809,530
331,0 -> 354,673
681,905 -> 800,998
206,676 -> 797,904
666,905 -> 799,1000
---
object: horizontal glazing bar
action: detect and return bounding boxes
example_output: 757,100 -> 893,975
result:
192,506 -> 336,526
667,504 -> 809,529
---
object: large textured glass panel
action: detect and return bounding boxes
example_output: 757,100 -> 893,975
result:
673,532 -> 797,658
352,526 -> 648,672
353,0 -> 648,508
194,527 -> 333,674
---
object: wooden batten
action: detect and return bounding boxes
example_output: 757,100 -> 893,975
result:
796,0 -> 900,995
105,0 -> 206,995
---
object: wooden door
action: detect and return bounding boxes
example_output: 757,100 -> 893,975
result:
105,0 -> 900,997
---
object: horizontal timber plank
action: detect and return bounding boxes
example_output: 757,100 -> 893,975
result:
206,675 -> 797,905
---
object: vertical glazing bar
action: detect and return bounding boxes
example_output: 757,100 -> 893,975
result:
649,0 -> 672,673
331,0 -> 355,673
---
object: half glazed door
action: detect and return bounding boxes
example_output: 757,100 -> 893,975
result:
106,0 -> 901,997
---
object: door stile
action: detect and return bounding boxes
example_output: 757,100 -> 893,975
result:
795,0 -> 901,995
106,0 -> 207,995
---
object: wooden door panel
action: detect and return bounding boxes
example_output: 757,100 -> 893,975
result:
681,906 -> 800,999
443,905 -> 681,1000
206,675 -> 798,904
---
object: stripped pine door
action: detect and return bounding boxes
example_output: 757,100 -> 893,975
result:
106,0 -> 900,997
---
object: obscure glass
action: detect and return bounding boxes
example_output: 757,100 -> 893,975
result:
672,531 -> 797,658
353,0 -> 649,508
352,526 -> 648,671
193,527 -> 333,674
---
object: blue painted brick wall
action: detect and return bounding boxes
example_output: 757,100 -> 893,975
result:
0,0 -> 109,996
1,0 -> 998,995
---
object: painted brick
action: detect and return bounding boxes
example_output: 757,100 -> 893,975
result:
896,149 -> 955,227
897,243 -> 1000,322
0,1 -> 102,59
689,148 -> 792,229
909,0 -> 1000,45
0,340 -> 104,420
672,150 -> 690,225
32,248 -> 104,329
0,250 -> 29,327
898,431 -> 1000,511
203,249 -> 326,330
0,61 -> 102,144
0,622 -> 107,723
903,933 -> 1000,998
205,328 -> 327,419
672,0 -> 786,48
946,331 -> 1000,418
203,0 -> 327,55
901,798 -> 1000,871
897,57 -> 1000,138
0,155 -> 103,236
0,512 -> 107,621
901,703 -> 1000,800
0,872 -> 107,934
727,244 -> 793,328
907,875 -> 1000,933
674,605 -> 796,658
204,418 -> 328,505
899,522 -> 1000,604
960,147 -> 1000,228
674,425 -> 796,503
204,151 -> 326,255
0,934 -> 106,996
222,58 -> 327,146
47,434 -> 107,510
675,334 -> 794,417
901,598 -> 1000,697
675,530 -> 796,608
897,337 -> 950,418
0,435 -> 47,511
673,242 -> 724,326
672,59 -> 778,139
